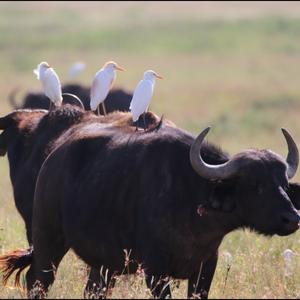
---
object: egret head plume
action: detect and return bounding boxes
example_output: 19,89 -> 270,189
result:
144,70 -> 163,80
33,61 -> 50,79
103,61 -> 126,72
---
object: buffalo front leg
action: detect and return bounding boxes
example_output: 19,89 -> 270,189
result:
187,251 -> 218,299
84,267 -> 116,299
145,273 -> 172,299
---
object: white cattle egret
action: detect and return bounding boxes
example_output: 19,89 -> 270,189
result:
130,70 -> 163,130
33,61 -> 63,109
68,61 -> 86,78
90,61 -> 126,115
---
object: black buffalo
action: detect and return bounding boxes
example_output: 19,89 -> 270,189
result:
0,106 -> 168,243
1,119 -> 299,299
8,83 -> 133,113
0,106 -> 91,243
0,106 -> 169,296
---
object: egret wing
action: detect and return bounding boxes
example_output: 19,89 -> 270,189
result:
90,77 -> 102,110
33,68 -> 39,79
130,80 -> 153,121
43,68 -> 62,104
90,70 -> 113,110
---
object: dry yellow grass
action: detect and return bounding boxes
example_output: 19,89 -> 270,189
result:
0,2 -> 300,299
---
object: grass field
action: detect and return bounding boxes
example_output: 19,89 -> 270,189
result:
0,1 -> 300,298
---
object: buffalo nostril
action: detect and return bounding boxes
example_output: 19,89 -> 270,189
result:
281,216 -> 290,225
280,213 -> 300,230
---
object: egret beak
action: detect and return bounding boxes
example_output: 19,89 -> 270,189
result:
115,65 -> 126,72
155,74 -> 163,79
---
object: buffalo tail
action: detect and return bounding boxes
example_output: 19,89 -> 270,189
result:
0,247 -> 33,288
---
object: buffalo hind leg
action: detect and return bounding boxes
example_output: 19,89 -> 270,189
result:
25,222 -> 33,245
84,267 -> 116,299
187,251 -> 218,299
26,233 -> 68,299
145,274 -> 172,299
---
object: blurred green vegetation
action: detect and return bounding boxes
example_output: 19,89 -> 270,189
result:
0,2 -> 300,298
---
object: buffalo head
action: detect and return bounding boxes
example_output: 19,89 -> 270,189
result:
0,109 -> 47,156
190,127 -> 300,236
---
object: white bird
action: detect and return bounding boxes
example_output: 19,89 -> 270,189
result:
33,61 -> 63,109
130,70 -> 163,130
68,61 -> 86,78
90,61 -> 125,115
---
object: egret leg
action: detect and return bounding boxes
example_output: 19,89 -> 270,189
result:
143,113 -> 147,131
101,102 -> 107,115
97,105 -> 100,116
49,101 -> 53,111
134,119 -> 139,131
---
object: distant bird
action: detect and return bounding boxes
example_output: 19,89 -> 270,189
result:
68,62 -> 86,78
90,61 -> 126,115
130,70 -> 163,130
33,61 -> 63,110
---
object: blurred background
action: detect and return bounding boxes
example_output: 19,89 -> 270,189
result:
1,1 -> 300,298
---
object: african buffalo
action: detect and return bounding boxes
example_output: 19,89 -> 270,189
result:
0,105 -> 170,296
0,106 -> 89,243
8,83 -> 133,113
0,106 -> 168,243
1,119 -> 299,299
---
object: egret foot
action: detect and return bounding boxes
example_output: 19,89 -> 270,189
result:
101,102 -> 107,116
134,120 -> 139,131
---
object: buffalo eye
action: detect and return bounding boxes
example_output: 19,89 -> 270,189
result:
221,196 -> 235,212
257,184 -> 264,195
248,181 -> 264,195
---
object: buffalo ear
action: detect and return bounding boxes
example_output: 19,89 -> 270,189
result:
287,182 -> 300,210
209,181 -> 236,212
0,131 -> 8,156
0,113 -> 18,130
0,112 -> 20,156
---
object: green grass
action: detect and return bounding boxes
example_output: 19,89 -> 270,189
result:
0,2 -> 300,298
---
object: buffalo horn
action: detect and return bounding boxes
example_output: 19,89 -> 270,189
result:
190,127 -> 241,180
282,128 -> 299,179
